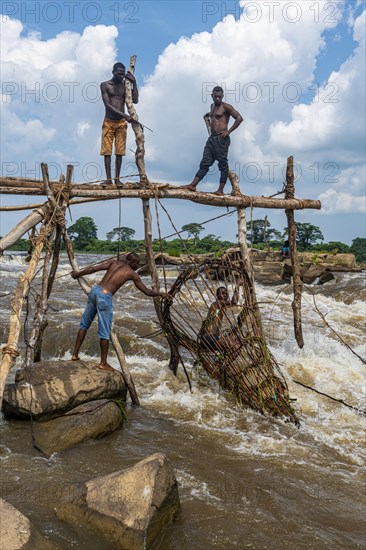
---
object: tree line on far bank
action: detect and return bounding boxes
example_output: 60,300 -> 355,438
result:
6,216 -> 366,264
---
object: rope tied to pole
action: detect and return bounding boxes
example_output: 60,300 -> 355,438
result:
2,346 -> 20,359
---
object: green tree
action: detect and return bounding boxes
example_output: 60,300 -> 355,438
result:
68,216 -> 98,250
267,228 -> 282,242
284,222 -> 324,250
106,226 -> 136,242
246,218 -> 280,243
202,233 -> 220,242
312,241 -> 350,254
350,237 -> 366,263
182,223 -> 204,244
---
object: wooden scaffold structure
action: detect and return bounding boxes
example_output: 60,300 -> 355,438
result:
0,56 -> 322,426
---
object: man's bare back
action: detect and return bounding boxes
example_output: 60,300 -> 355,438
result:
97,261 -> 139,294
71,256 -> 170,298
71,253 -> 171,370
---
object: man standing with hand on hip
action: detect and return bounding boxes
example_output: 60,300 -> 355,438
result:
181,86 -> 243,195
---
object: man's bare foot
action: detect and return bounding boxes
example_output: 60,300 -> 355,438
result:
98,363 -> 115,372
212,189 -> 225,195
71,355 -> 80,361
180,184 -> 197,191
101,179 -> 113,186
115,179 -> 123,186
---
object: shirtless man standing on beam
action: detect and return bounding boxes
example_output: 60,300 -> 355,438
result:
100,62 -> 139,185
181,86 -> 243,195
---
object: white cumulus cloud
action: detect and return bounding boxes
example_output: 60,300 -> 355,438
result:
1,2 -> 365,243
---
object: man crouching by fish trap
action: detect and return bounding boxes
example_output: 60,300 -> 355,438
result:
71,252 -> 172,371
199,281 -> 243,354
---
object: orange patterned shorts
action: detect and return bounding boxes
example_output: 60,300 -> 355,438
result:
100,118 -> 127,156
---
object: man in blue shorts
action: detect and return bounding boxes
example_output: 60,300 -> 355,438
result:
71,252 -> 171,371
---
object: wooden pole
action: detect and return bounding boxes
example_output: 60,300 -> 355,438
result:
24,228 -> 55,368
235,172 -> 263,334
125,55 -> 148,182
0,222 -> 53,405
142,199 -> 180,374
0,204 -> 50,254
285,156 -> 304,348
33,225 -> 62,362
32,164 -> 74,362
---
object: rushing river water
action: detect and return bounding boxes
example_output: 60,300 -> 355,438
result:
0,254 -> 365,549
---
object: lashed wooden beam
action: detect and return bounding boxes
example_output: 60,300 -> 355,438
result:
0,178 -> 321,210
0,203 -> 50,253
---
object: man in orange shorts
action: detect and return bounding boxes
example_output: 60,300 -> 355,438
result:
100,62 -> 139,185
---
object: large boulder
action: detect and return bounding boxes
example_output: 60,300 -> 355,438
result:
33,399 -> 125,456
0,498 -> 55,550
3,360 -> 126,420
301,264 -> 326,284
253,261 -> 285,284
55,453 -> 180,549
300,252 -> 356,268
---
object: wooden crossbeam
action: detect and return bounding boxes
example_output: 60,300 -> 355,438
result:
0,177 -> 321,210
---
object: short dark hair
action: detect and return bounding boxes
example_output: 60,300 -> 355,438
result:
126,252 -> 140,262
212,86 -> 224,94
113,62 -> 125,72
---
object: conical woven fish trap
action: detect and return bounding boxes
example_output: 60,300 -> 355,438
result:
161,257 -> 300,426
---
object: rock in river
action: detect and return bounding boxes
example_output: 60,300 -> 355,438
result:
3,360 -> 127,420
0,498 -> 55,550
33,398 -> 125,456
56,452 -> 180,549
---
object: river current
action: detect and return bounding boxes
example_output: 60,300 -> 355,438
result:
0,254 -> 365,549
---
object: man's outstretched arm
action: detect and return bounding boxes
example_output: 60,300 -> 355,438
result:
71,260 -> 115,279
132,273 -> 172,300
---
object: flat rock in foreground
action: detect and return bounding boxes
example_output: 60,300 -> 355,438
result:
55,452 -> 180,549
0,498 -> 56,550
33,398 -> 125,456
3,360 -> 127,420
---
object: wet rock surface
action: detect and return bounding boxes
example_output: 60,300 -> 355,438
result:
3,360 -> 127,420
0,498 -> 56,550
33,398 -> 125,456
55,452 -> 180,549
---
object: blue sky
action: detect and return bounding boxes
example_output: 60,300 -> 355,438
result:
1,0 -> 365,244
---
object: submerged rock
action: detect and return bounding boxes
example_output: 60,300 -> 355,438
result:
0,498 -> 55,550
318,271 -> 336,284
3,360 -> 126,420
33,398 -> 125,456
55,452 -> 180,549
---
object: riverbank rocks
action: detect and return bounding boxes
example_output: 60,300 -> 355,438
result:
146,249 -> 360,284
56,452 -> 180,549
0,498 -> 55,550
222,248 -> 360,284
3,360 -> 127,420
33,399 -> 125,456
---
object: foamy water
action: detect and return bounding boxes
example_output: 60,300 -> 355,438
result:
1,254 -> 365,548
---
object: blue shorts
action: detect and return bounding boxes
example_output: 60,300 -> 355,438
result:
79,285 -> 113,340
